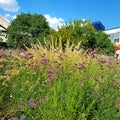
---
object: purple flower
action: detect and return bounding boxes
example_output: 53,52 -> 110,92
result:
109,89 -> 114,93
28,99 -> 35,108
64,80 -> 67,83
34,65 -> 40,70
82,76 -> 88,81
12,117 -> 17,120
95,94 -> 100,98
60,94 -> 65,99
41,57 -> 49,65
99,82 -> 104,85
41,83 -> 46,87
25,52 -> 34,59
37,99 -> 43,104
12,85 -> 16,89
54,60 -> 58,63
0,61 -> 4,65
80,82 -> 84,87
47,75 -> 54,82
46,68 -> 54,74
56,70 -> 62,75
20,115 -> 25,120
58,54 -> 63,60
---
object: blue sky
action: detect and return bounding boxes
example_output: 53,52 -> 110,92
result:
0,0 -> 120,30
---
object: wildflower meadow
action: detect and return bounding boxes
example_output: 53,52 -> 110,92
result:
0,40 -> 120,120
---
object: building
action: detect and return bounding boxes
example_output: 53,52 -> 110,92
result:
92,21 -> 105,31
104,27 -> 120,60
0,14 -> 10,42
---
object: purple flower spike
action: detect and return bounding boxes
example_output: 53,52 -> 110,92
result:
37,99 -> 43,104
80,82 -> 84,87
47,75 -> 54,82
41,57 -> 49,65
41,83 -> 46,87
12,117 -> 17,120
0,61 -> 4,65
60,94 -> 65,99
46,68 -> 54,74
28,99 -> 35,108
12,85 -> 17,89
20,115 -> 25,120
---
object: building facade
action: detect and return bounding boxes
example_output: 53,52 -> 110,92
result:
0,14 -> 10,42
104,27 -> 120,60
92,21 -> 105,31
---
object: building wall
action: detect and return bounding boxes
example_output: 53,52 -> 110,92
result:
0,15 -> 10,29
0,31 -> 7,42
104,28 -> 120,60
0,15 -> 10,42
104,28 -> 120,45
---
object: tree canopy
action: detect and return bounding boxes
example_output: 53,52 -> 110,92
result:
48,19 -> 115,54
7,13 -> 50,48
7,14 -> 115,54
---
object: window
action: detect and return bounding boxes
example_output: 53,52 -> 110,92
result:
114,38 -> 120,43
114,33 -> 119,38
110,34 -> 114,39
117,38 -> 119,43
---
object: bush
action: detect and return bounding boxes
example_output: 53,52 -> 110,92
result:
48,19 -> 115,54
7,13 -> 50,48
0,40 -> 120,119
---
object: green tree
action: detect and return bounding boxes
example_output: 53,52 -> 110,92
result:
7,13 -> 50,48
51,19 -> 95,46
48,19 -> 115,54
95,31 -> 115,54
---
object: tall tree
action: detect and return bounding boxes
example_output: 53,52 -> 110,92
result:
7,13 -> 50,48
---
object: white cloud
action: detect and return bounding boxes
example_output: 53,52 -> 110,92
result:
44,14 -> 65,30
4,14 -> 17,21
12,15 -> 17,19
5,13 -> 10,18
0,0 -> 19,12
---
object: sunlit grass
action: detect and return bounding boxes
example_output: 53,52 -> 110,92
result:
0,39 -> 120,120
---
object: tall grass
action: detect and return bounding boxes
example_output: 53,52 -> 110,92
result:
0,39 -> 120,120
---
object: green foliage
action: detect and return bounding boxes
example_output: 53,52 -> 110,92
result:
95,31 -> 115,54
48,19 -> 115,54
0,40 -> 120,120
7,13 -> 50,48
48,19 -> 95,48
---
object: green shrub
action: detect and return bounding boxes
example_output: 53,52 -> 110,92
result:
0,40 -> 120,120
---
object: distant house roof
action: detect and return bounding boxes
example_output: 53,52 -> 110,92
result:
0,14 -> 10,30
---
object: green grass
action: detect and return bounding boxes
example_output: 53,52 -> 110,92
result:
0,41 -> 120,120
